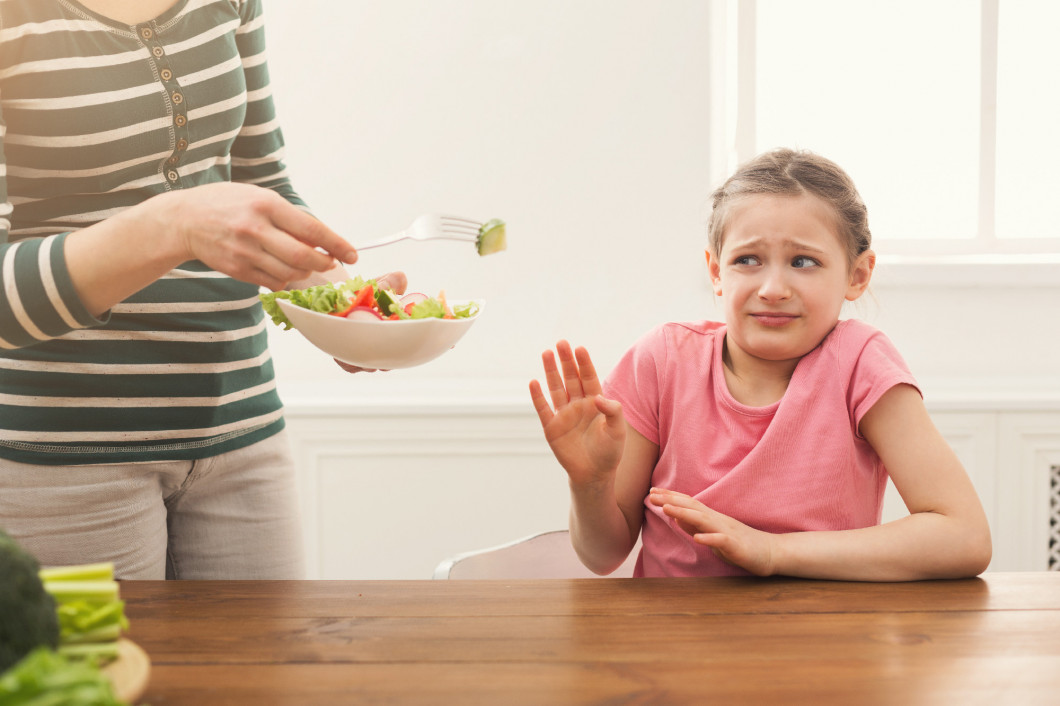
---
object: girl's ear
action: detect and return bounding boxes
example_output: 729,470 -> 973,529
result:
845,249 -> 876,301
705,249 -> 723,296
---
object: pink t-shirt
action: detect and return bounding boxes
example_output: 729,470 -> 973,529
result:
603,318 -> 918,577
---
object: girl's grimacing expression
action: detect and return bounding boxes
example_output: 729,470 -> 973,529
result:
706,192 -> 875,380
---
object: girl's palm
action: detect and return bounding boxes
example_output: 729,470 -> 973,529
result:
542,396 -> 624,485
530,341 -> 626,488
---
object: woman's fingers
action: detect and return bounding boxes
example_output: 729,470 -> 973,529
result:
257,224 -> 337,277
375,271 -> 408,295
268,197 -> 357,266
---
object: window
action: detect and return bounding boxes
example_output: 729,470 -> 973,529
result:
711,0 -> 1060,259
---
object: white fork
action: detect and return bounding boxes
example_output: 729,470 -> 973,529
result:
353,214 -> 483,251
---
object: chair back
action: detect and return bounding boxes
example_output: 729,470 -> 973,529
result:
433,529 -> 639,579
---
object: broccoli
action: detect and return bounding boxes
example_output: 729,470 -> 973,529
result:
0,529 -> 60,672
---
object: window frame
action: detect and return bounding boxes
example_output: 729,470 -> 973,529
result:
707,0 -> 1060,284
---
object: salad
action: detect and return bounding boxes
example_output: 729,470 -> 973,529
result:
260,276 -> 479,331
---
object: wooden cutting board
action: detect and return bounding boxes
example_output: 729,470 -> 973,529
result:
101,639 -> 150,703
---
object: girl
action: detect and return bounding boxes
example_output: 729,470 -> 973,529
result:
529,149 -> 991,580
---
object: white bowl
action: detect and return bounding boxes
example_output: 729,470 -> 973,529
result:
275,297 -> 483,369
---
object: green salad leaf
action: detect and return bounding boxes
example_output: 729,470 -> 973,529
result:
260,277 -> 477,327
0,648 -> 127,706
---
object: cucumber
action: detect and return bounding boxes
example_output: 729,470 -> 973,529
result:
374,287 -> 405,317
476,219 -> 507,256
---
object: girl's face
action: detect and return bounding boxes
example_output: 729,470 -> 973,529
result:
707,193 -> 874,375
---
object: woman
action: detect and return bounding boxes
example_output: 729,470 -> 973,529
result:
0,0 -> 396,579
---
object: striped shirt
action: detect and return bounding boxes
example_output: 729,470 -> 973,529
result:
0,0 -> 301,464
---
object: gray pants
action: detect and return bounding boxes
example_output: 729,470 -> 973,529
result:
0,430 -> 305,580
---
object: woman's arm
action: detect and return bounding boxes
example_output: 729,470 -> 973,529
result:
651,384 -> 992,581
64,182 -> 357,318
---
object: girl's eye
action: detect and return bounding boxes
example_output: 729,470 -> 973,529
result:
792,256 -> 820,269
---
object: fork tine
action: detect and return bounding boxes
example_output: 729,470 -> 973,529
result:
438,217 -> 482,239
440,223 -> 481,235
439,214 -> 484,227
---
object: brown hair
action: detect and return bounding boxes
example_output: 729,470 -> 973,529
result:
707,148 -> 872,266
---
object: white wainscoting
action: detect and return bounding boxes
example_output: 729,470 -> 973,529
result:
283,380 -> 1060,579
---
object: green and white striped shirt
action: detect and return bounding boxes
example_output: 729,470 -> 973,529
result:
0,0 -> 300,464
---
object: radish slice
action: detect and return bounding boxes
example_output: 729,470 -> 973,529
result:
345,306 -> 383,321
399,292 -> 428,306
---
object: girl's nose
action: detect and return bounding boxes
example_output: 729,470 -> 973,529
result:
757,266 -> 791,301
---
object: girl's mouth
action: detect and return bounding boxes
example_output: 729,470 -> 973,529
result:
751,312 -> 799,327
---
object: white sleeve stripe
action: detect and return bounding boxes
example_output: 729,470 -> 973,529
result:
3,242 -> 48,341
236,118 -> 279,137
236,13 -> 266,35
40,234 -> 83,330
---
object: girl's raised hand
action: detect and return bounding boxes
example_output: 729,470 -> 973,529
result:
529,341 -> 626,488
649,488 -> 777,576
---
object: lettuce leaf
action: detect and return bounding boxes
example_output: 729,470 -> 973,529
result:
260,277 -> 373,329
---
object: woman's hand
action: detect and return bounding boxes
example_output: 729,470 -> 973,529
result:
529,341 -> 626,489
164,182 -> 358,292
648,488 -> 777,576
65,183 -> 360,318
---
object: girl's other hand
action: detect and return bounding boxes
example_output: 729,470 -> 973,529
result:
649,488 -> 777,576
529,341 -> 626,488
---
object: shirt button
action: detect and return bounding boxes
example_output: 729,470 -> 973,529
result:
152,46 -> 164,58
140,27 -> 153,40
167,170 -> 179,182
176,139 -> 188,150
160,68 -> 173,81
174,115 -> 186,127
166,156 -> 178,165
172,92 -> 183,104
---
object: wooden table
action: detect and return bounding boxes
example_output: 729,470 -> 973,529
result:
121,572 -> 1060,705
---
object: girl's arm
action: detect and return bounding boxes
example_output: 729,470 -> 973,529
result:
569,423 -> 657,574
651,384 -> 992,581
791,382 -> 992,580
530,342 -> 658,575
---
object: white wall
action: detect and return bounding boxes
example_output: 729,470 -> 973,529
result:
263,0 -> 720,397
261,1 -> 1060,577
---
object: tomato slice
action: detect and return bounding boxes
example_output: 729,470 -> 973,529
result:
330,285 -> 375,317
351,285 -> 375,309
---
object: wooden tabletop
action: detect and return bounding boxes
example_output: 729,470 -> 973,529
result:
121,572 -> 1060,705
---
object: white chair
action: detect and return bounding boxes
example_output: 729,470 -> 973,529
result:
432,529 -> 639,579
